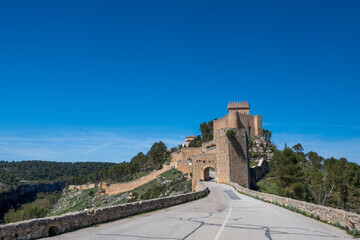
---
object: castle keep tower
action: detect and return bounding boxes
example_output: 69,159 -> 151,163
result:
227,101 -> 250,114
213,101 -> 262,140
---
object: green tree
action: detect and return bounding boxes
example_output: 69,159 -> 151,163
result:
292,143 -> 304,153
200,120 -> 214,142
188,135 -> 202,147
270,147 -> 307,200
147,141 -> 169,170
306,151 -> 324,204
262,129 -> 272,141
130,152 -> 149,172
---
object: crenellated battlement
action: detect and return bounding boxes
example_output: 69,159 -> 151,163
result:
238,112 -> 253,117
227,101 -> 250,113
214,101 -> 262,140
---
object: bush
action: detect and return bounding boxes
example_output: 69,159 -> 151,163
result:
226,129 -> 236,138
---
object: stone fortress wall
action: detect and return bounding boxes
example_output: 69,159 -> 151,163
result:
68,164 -> 171,195
0,184 -> 209,240
171,147 -> 202,164
229,182 -> 360,232
201,140 -> 216,152
175,159 -> 192,178
100,164 -> 171,195
68,183 -> 95,191
216,128 -> 250,188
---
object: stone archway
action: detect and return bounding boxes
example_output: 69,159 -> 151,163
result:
202,166 -> 216,182
191,153 -> 217,190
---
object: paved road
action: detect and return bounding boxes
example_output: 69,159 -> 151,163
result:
47,183 -> 352,239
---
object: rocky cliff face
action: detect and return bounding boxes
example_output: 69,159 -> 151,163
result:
0,181 -> 66,222
249,136 -> 274,163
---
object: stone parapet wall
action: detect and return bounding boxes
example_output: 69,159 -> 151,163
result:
0,186 -> 210,240
228,182 -> 360,232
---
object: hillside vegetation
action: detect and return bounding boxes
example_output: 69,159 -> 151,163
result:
68,141 -> 171,185
50,168 -> 191,216
0,161 -> 115,193
257,143 -> 360,214
3,191 -> 62,223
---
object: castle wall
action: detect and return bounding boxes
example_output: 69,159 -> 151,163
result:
215,129 -> 231,183
100,164 -> 171,195
228,111 -> 239,129
254,115 -> 262,136
238,113 -> 256,137
68,183 -> 96,191
176,160 -> 192,177
171,147 -> 202,164
213,115 -> 228,141
181,147 -> 202,159
201,140 -> 215,152
216,128 -> 249,188
214,113 -> 262,140
171,152 -> 182,164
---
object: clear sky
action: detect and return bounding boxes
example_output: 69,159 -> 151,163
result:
0,0 -> 359,163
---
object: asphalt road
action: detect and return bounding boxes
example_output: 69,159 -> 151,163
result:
47,182 -> 353,240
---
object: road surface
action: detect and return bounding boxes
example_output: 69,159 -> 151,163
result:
47,182 -> 352,239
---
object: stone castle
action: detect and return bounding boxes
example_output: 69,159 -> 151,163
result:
68,101 -> 267,194
171,101 -> 266,190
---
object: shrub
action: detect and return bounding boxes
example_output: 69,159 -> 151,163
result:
226,129 -> 236,138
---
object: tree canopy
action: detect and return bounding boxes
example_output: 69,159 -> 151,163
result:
268,144 -> 360,213
67,141 -> 171,185
0,161 -> 115,192
187,120 -> 214,147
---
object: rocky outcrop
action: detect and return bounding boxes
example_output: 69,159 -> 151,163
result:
0,182 -> 66,221
249,136 -> 274,162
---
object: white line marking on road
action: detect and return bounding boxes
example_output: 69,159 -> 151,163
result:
214,207 -> 232,240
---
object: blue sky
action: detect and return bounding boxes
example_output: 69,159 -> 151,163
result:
0,0 -> 359,163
